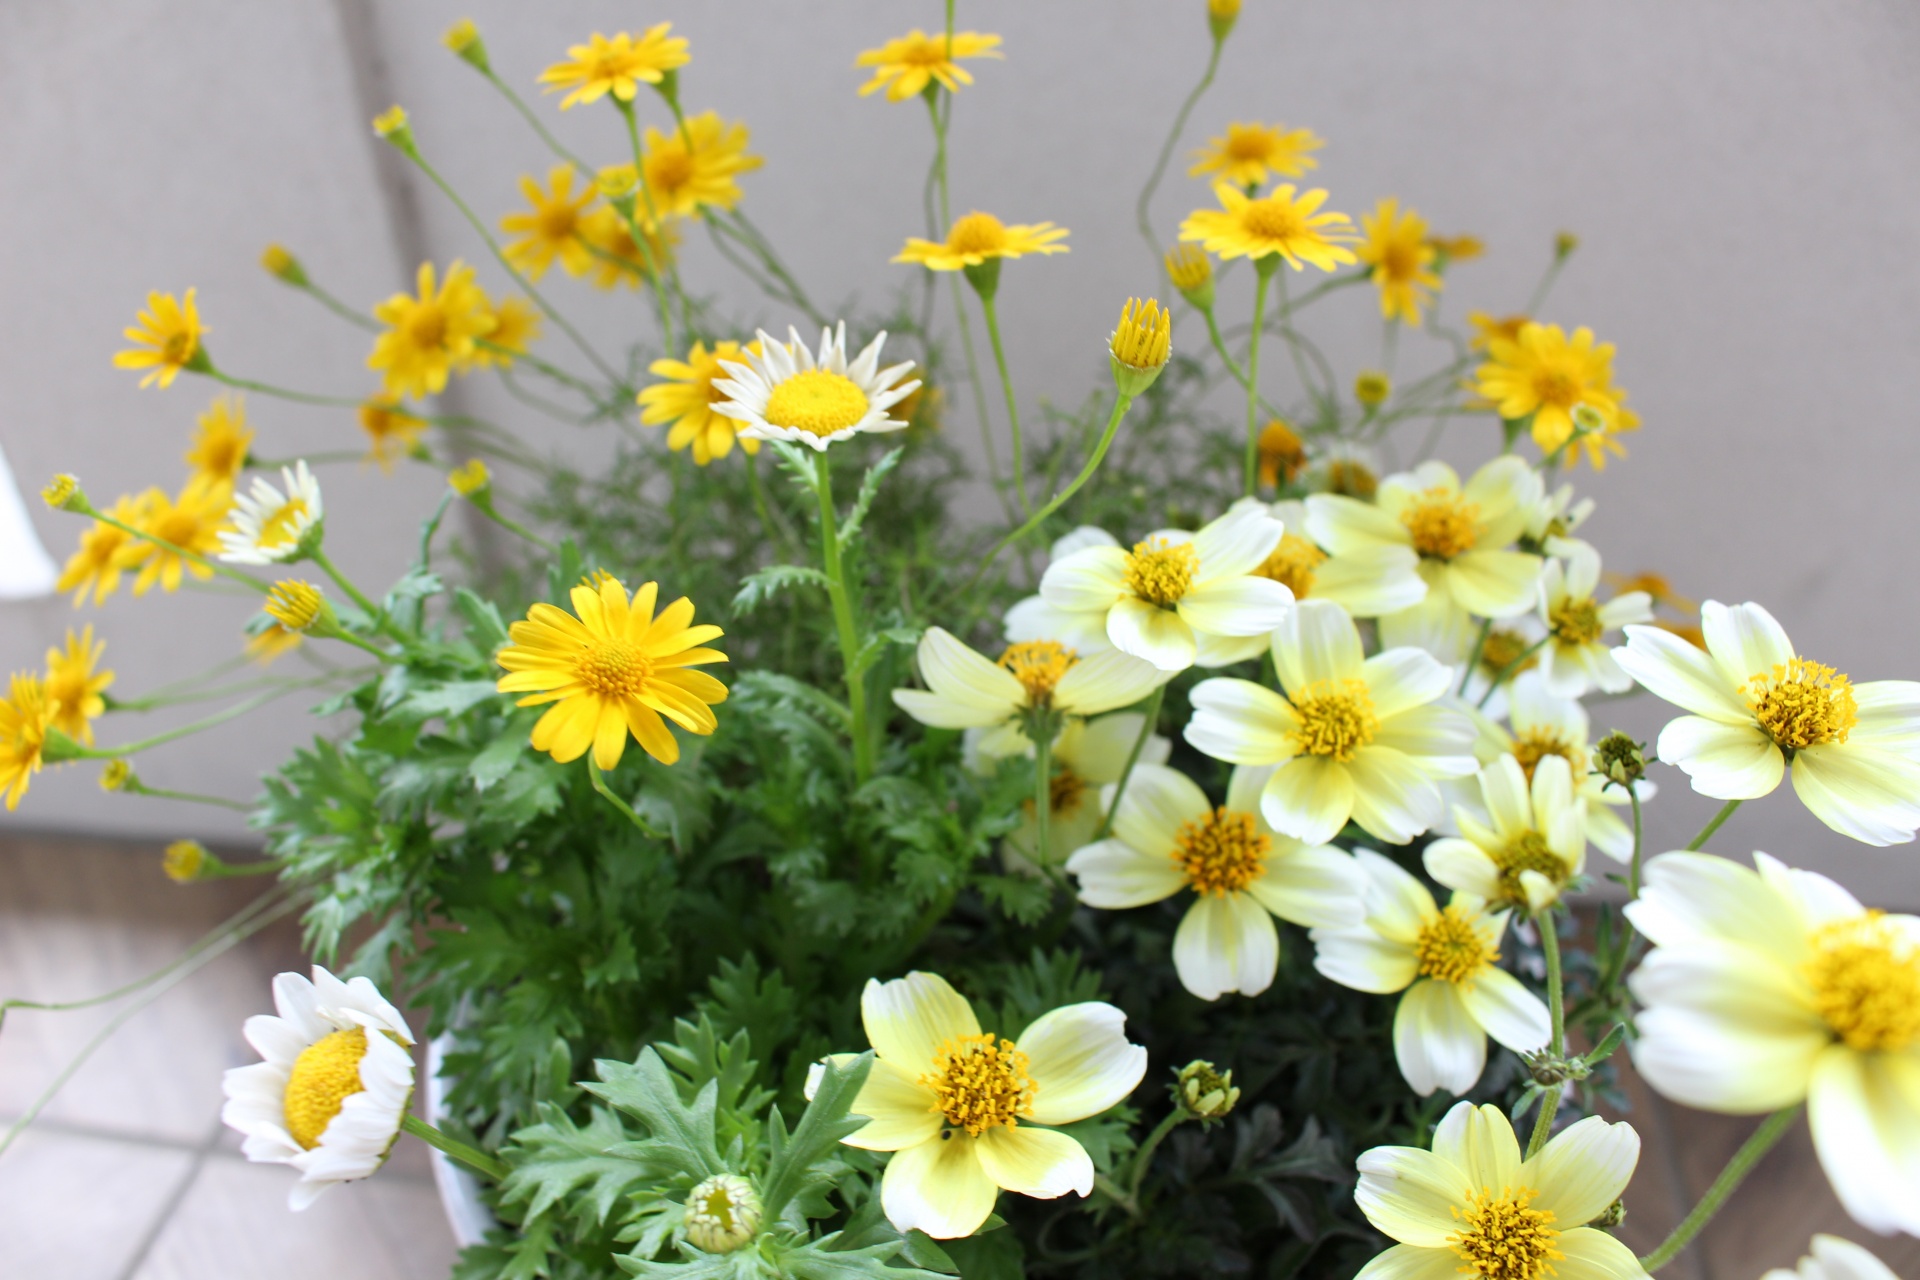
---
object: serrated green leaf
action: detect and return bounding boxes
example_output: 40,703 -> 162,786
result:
584,1048 -> 725,1182
470,728 -> 529,791
759,1052 -> 872,1225
499,1103 -> 647,1224
836,448 -> 902,552
456,586 -> 511,651
732,565 -> 832,618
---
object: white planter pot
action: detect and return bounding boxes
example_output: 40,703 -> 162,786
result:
426,1032 -> 500,1248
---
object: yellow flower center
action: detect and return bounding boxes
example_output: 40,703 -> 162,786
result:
155,508 -> 205,546
647,148 -> 694,195
539,204 -> 580,241
945,212 -> 1009,256
1256,533 -> 1326,599
256,498 -> 309,550
1745,658 -> 1858,753
1379,241 -> 1421,282
1494,830 -> 1568,903
1531,367 -> 1580,411
1448,1187 -> 1564,1280
1480,628 -> 1539,677
1124,537 -> 1199,607
1225,132 -> 1276,164
1804,912 -> 1920,1053
762,369 -> 871,437
895,35 -> 954,70
1239,196 -> 1306,244
575,637 -> 653,699
1416,906 -> 1497,985
1172,806 -> 1271,896
998,640 -> 1077,705
920,1034 -> 1036,1137
1511,730 -> 1584,785
162,329 -> 196,364
408,306 -> 449,350
1549,598 -> 1603,647
1325,459 -> 1378,499
1046,765 -> 1087,816
1400,487 -> 1481,560
1287,679 -> 1378,761
283,1026 -> 370,1150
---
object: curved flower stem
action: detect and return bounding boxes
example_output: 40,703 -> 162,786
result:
1105,1105 -> 1190,1217
1627,788 -> 1646,898
814,451 -> 874,783
1526,909 -> 1567,1157
69,689 -> 292,759
1476,636 -> 1551,711
614,100 -> 680,353
1134,34 -> 1225,262
477,67 -> 590,171
122,780 -> 251,812
293,281 -> 382,332
1638,1106 -> 1800,1272
70,507 -> 266,595
1032,724 -> 1053,871
207,369 -> 363,408
587,759 -> 666,838
977,293 -> 1033,519
1243,259 -> 1277,496
309,546 -> 407,644
400,1113 -> 510,1182
1097,684 -> 1167,840
1684,798 -> 1742,851
1458,617 -> 1493,698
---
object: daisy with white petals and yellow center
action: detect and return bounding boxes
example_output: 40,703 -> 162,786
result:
221,966 -> 415,1209
1353,1100 -> 1646,1280
816,971 -> 1146,1239
1038,504 -> 1294,673
1238,497 -> 1425,619
892,626 -> 1170,740
1066,762 -> 1365,1000
1307,456 -> 1545,663
1536,542 -> 1650,697
1312,851 -> 1548,1096
1626,852 -> 1920,1236
711,322 -> 919,452
1187,599 -> 1476,845
217,461 -> 323,565
1424,754 -> 1586,912
1613,600 -> 1920,845
1763,1235 -> 1900,1280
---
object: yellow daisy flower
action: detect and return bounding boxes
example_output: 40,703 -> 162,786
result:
43,626 -> 112,745
121,478 -> 232,596
1257,420 -> 1306,489
893,212 -> 1069,272
1179,183 -> 1358,271
638,113 -> 762,220
358,396 -> 428,472
1187,121 -> 1324,189
577,203 -> 680,290
184,395 -> 254,486
367,261 -> 496,399
1473,321 -> 1623,459
1356,197 -> 1441,326
639,340 -> 765,465
855,30 -> 1003,102
495,575 -> 729,770
469,296 -> 541,371
0,673 -> 52,811
1467,310 -> 1529,350
113,289 -> 206,388
500,165 -> 597,280
246,623 -> 303,666
57,493 -> 148,607
539,26 -> 690,110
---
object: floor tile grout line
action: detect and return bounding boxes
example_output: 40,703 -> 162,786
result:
114,1115 -> 229,1280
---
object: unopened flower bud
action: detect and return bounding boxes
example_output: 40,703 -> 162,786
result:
264,580 -> 331,634
1523,1048 -> 1590,1088
40,727 -> 88,765
443,18 -> 490,71
1176,1059 -> 1240,1120
372,105 -> 414,152
163,839 -> 210,883
684,1174 -> 761,1254
1587,1199 -> 1627,1230
1354,369 -> 1392,408
260,244 -> 308,287
42,474 -> 87,513
1594,732 -> 1647,788
100,760 -> 134,792
1110,297 -> 1172,397
1554,230 -> 1580,258
1163,244 -> 1215,311
1569,403 -> 1606,436
448,458 -> 491,497
1208,0 -> 1241,41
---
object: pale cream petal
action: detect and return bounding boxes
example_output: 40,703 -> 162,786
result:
975,1125 -> 1094,1199
1462,455 -> 1538,517
1526,1115 -> 1640,1226
1790,745 -> 1920,846
862,973 -> 980,1070
1312,926 -> 1419,994
1306,493 -> 1412,555
1430,1101 -> 1520,1192
1394,978 -> 1487,1097
1354,1144 -> 1472,1247
1017,1002 -> 1147,1125
1422,839 -> 1503,902
1847,679 -> 1920,753
1039,545 -> 1131,613
1754,853 -> 1868,932
1263,755 -> 1357,845
1070,712 -> 1169,784
1371,703 -> 1477,775
1554,1227 -> 1653,1280
1445,549 -> 1544,619
1361,649 -> 1453,721
1186,677 -> 1298,766
1173,892 -> 1280,1000
1701,600 -> 1796,691
1246,844 -> 1367,928
1312,545 -> 1428,617
842,1057 -> 945,1151
1613,624 -> 1753,724
894,685 -> 1015,731
1193,629 -> 1270,668
881,1133 -> 999,1239
1807,1046 -> 1920,1237
1276,599 -> 1365,691
1628,1005 -> 1825,1113
1806,1233 -> 1903,1280
1054,650 -> 1169,717
1109,761 -> 1209,855
1626,938 -> 1818,1031
1107,597 -> 1198,672
1624,852 -> 1809,954
1657,715 -> 1784,800
1355,848 -> 1439,945
1458,966 -> 1551,1052
1477,755 -> 1532,836
1346,746 -> 1445,844
1352,1244 -> 1466,1280
916,627 -> 1024,716
1066,837 -> 1186,909
1179,575 -> 1294,638
1192,505 -> 1286,579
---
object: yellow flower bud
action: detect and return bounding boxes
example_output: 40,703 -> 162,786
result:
41,473 -> 86,512
1554,230 -> 1580,258
1176,1059 -> 1241,1120
1208,0 -> 1241,40
1163,244 -> 1215,311
163,839 -> 209,883
100,760 -> 134,792
1110,297 -> 1172,397
265,580 -> 327,633
448,458 -> 491,497
372,105 -> 413,150
1354,370 -> 1392,408
684,1174 -> 761,1254
443,18 -> 490,71
260,244 -> 308,286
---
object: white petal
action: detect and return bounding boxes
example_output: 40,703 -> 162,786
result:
1848,679 -> 1920,753
1354,1144 -> 1472,1247
1067,711 -> 1167,784
1263,755 -> 1356,845
1628,1005 -> 1825,1112
1353,1244 -> 1466,1280
1361,649 -> 1453,722
1186,678 -> 1296,765
1445,550 -> 1544,619
843,1057 -> 944,1151
1423,839 -> 1502,901
1306,493 -> 1410,555
1457,966 -> 1551,1053
1055,650 -> 1169,717
1017,1002 -> 1147,1125
1431,1101 -> 1520,1193
1173,892 -> 1280,1000
1355,848 -> 1440,945
1701,600 -> 1795,690
1806,1234 -> 1903,1280
1526,1115 -> 1640,1226
1192,505 -> 1285,579
1554,1227 -> 1652,1280
1312,926 -> 1419,994
1178,575 -> 1294,637
1657,715 -> 1785,801
1625,852 -> 1811,953
1067,837 -> 1185,909
881,1134 -> 999,1239
1109,761 -> 1209,855
1107,597 -> 1197,672
1346,747 -> 1445,844
1790,746 -> 1920,846
862,973 -> 979,1070
1393,979 -> 1487,1097
1246,844 -> 1367,928
1040,546 -> 1131,612
1806,1047 -> 1920,1237
1275,599 -> 1365,691
1312,545 -> 1429,617
1613,625 -> 1752,723
976,1125 -> 1094,1199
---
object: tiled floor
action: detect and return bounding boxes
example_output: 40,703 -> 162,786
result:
0,832 -> 1914,1279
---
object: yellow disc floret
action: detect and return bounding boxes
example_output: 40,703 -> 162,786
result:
1510,730 -> 1584,785
575,638 -> 653,699
282,1026 -> 371,1150
1549,597 -> 1604,647
1479,628 -> 1539,678
1256,533 -> 1326,599
1745,657 -> 1858,753
1805,912 -> 1920,1053
1415,906 -> 1497,985
1172,807 -> 1271,896
1287,678 -> 1378,761
1124,536 -> 1198,608
998,640 -> 1077,706
1493,830 -> 1568,903
762,369 -> 870,437
1400,487 -> 1480,560
1447,1187 -> 1564,1280
920,1034 -> 1036,1137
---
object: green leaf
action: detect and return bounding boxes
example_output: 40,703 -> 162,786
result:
391,679 -> 504,724
758,1052 -> 872,1225
836,447 -> 903,552
499,1103 -> 650,1224
584,1047 -> 726,1182
938,1226 -> 1025,1280
455,586 -> 511,652
470,726 -> 530,791
733,565 -> 832,618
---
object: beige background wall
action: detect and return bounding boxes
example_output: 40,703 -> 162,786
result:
2,1 -> 1916,906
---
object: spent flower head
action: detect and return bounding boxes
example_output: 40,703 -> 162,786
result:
1592,732 -> 1647,789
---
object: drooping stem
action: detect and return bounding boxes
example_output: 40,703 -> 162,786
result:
208,370 -> 363,408
1638,1106 -> 1800,1272
309,546 -> 404,643
1685,798 -> 1742,851
1134,34 -> 1225,263
977,293 -> 1032,518
1242,259 -> 1277,496
121,780 -> 251,812
1097,684 -> 1167,839
814,451 -> 874,782
1526,909 -> 1566,1158
73,505 -> 266,595
400,1113 -> 510,1182
587,759 -> 665,838
68,688 -> 292,759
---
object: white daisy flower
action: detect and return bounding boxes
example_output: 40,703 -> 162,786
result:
1764,1235 -> 1900,1280
892,627 -> 1169,736
1353,1100 -> 1644,1280
1241,497 -> 1426,619
975,711 -> 1170,874
1308,456 -> 1545,663
1312,850 -> 1548,1096
1613,600 -> 1920,845
1520,478 -> 1595,553
818,971 -> 1146,1239
1626,851 -> 1920,1235
1004,526 -> 1122,655
712,322 -> 919,451
1186,599 -> 1476,846
1535,542 -> 1651,697
1066,761 -> 1366,1000
1037,504 -> 1295,672
217,460 -> 323,565
1424,754 -> 1586,912
220,965 -> 416,1210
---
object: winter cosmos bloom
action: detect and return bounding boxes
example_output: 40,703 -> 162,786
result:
218,461 -> 323,565
1037,504 -> 1294,672
893,626 -> 1169,745
500,165 -> 598,279
1473,321 -> 1624,460
1626,852 -> 1920,1235
184,395 -> 254,487
1612,600 -> 1920,845
980,712 -> 1169,874
495,575 -> 729,769
639,113 -> 762,220
220,966 -> 416,1210
368,260 -> 496,399
1424,754 -> 1586,912
823,971 -> 1145,1238
1356,197 -> 1441,326
43,626 -> 112,745
1763,1235 -> 1899,1280
125,478 -> 233,595
539,26 -> 690,109
1067,762 -> 1365,1000
712,323 -> 919,452
639,339 -> 766,465
1312,851 -> 1548,1096
1186,600 -> 1476,845
1179,183 -> 1358,271
1245,498 -> 1426,619
894,212 -> 1069,272
1353,1100 -> 1645,1280
1187,121 -> 1324,188
1535,542 -> 1651,697
855,29 -> 1003,102
114,289 -> 206,388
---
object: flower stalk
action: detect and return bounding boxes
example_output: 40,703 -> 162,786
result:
1638,1106 -> 1800,1272
814,451 -> 875,782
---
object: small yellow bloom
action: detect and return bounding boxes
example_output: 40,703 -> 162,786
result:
371,105 -> 410,142
367,261 -> 496,399
1473,321 -> 1624,462
1110,297 -> 1172,397
260,244 -> 306,285
1207,0 -> 1242,37
501,166 -> 597,280
448,459 -> 491,496
113,289 -> 206,388
265,580 -> 326,632
1188,122 -> 1323,189
1356,197 -> 1441,326
855,29 -> 1002,102
0,674 -> 52,811
1179,183 -> 1358,271
1467,310 -> 1529,350
1163,244 -> 1215,309
1354,370 -> 1391,407
1555,230 -> 1580,257
246,622 -> 304,666
468,296 -> 540,371
42,474 -> 82,511
163,839 -> 209,883
44,626 -> 112,745
443,18 -> 488,69
640,340 -> 765,466
894,212 -> 1068,273
496,576 -> 729,769
185,395 -> 254,487
1606,570 -> 1697,616
122,479 -> 232,596
1257,420 -> 1306,489
100,759 -> 132,791
540,27 -> 690,110
57,493 -> 146,606
637,113 -> 762,220
577,203 -> 680,290
358,396 -> 429,472
1429,234 -> 1483,262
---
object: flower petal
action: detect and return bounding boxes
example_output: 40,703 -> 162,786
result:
1526,1115 -> 1639,1227
1806,1045 -> 1920,1237
1657,716 -> 1784,801
1554,1227 -> 1653,1280
1275,599 -> 1365,691
1246,844 -> 1367,928
975,1125 -> 1094,1199
1307,493 -> 1411,555
1613,625 -> 1752,723
881,1133 -> 999,1239
1016,1002 -> 1147,1126
1423,839 -> 1503,901
1186,677 -> 1297,765
1393,979 -> 1486,1097
843,1057 -> 944,1151
1457,966 -> 1550,1052
1109,761 -> 1208,854
1362,649 -> 1453,721
1055,650 -> 1169,717
1346,746 -> 1445,844
1431,1101 -> 1520,1193
1039,546 -> 1130,612
1173,892 -> 1280,1000
916,627 -> 1023,717
1263,755 -> 1356,845
1179,575 -> 1294,638
1701,600 -> 1795,690
1354,1143 -> 1472,1247
1066,837 -> 1186,909
1628,1004 -> 1826,1113
1107,597 -> 1197,672
1445,550 -> 1543,619
1192,505 -> 1286,579
862,973 -> 980,1070
1790,745 -> 1920,847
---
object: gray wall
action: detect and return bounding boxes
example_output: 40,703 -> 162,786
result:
3,2 -> 1917,907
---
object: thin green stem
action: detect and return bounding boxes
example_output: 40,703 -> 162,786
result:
1639,1107 -> 1800,1272
815,451 -> 874,783
1477,636 -> 1551,710
309,546 -> 404,643
1458,618 -> 1495,697
480,68 -> 590,170
208,370 -> 362,408
1627,788 -> 1645,898
470,500 -> 557,553
400,1113 -> 510,1182
615,100 -> 680,352
122,780 -> 250,812
1685,798 -> 1742,851
1243,262 -> 1275,496
977,293 -> 1032,518
587,759 -> 667,838
295,282 -> 381,332
1525,255 -> 1569,317
1032,723 -> 1054,871
1097,685 -> 1166,840
73,688 -> 290,759
1135,35 -> 1225,262
73,506 -> 267,595
1121,1106 -> 1190,1215
249,451 -> 369,469
1527,910 -> 1566,1157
